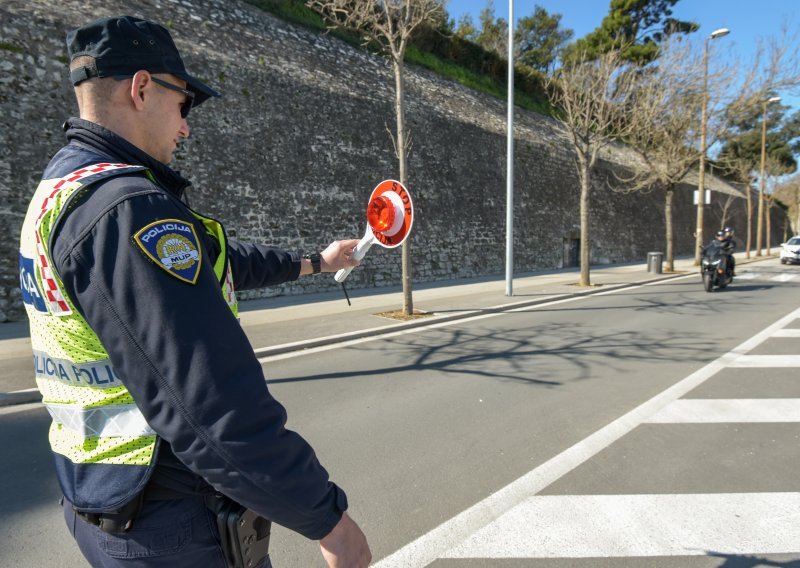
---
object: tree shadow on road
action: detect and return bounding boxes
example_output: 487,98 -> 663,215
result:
267,320 -> 719,387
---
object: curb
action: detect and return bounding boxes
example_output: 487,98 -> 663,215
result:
0,389 -> 41,408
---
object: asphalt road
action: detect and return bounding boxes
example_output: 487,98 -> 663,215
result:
1,263 -> 799,567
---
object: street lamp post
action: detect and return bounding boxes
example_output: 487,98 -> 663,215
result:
505,0 -> 514,296
694,28 -> 730,266
756,95 -> 781,256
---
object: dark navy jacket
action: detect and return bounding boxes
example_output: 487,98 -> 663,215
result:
45,118 -> 346,540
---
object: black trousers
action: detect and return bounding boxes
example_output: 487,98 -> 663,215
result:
63,496 -> 271,568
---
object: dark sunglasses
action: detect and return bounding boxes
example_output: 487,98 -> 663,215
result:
150,76 -> 195,118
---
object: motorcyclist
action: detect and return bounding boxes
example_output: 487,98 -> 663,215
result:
705,229 -> 735,277
721,226 -> 737,276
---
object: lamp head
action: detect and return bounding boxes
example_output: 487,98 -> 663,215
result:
710,28 -> 730,39
767,96 -> 782,104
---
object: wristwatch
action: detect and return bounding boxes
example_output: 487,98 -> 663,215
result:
303,251 -> 322,275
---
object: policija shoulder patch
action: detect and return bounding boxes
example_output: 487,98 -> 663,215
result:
133,219 -> 202,284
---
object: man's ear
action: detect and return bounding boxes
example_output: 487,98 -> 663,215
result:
129,70 -> 152,112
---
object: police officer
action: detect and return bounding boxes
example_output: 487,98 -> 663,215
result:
19,15 -> 370,568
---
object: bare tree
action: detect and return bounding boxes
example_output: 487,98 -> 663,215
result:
774,175 -> 800,235
613,39 -> 703,272
545,50 -> 638,286
307,0 -> 445,315
716,193 -> 737,231
715,153 -> 757,257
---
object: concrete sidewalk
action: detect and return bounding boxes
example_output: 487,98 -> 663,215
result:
0,254 -> 766,406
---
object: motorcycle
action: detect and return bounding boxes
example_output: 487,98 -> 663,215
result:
700,241 -> 733,292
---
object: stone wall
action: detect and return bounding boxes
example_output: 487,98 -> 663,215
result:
0,0 -> 787,321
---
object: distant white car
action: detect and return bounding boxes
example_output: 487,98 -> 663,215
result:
780,236 -> 800,264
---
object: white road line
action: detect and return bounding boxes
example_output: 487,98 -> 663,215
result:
373,306 -> 800,568
646,399 -> 800,423
735,273 -> 759,280
256,279 -> 692,364
729,355 -> 800,367
772,274 -> 798,282
774,329 -> 800,337
441,493 -> 800,558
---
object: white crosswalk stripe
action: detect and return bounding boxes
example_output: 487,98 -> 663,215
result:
441,493 -> 800,559
774,329 -> 800,337
729,355 -> 800,367
375,304 -> 800,566
646,398 -> 800,423
772,273 -> 798,282
731,271 -> 797,282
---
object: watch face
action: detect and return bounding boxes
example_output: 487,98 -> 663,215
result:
305,252 -> 321,274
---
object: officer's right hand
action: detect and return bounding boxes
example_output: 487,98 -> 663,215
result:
319,512 -> 371,567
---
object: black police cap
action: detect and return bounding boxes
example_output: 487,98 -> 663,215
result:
66,15 -> 220,107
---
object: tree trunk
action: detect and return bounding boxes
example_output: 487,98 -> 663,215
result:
745,185 -> 752,258
756,181 -> 765,256
766,201 -> 772,255
578,157 -> 591,287
796,192 -> 800,234
664,186 -> 674,272
394,59 -> 413,315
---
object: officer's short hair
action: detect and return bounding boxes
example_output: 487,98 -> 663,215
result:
69,55 -> 123,102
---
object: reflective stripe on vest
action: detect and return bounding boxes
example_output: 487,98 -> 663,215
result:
192,209 -> 238,317
20,164 -> 237,470
46,403 -> 156,438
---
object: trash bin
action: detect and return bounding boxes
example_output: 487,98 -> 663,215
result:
647,251 -> 663,274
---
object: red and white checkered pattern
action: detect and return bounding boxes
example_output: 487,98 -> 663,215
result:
224,266 -> 236,308
33,163 -> 137,317
34,230 -> 71,315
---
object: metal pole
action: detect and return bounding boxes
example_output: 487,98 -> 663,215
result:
694,37 -> 710,266
505,0 -> 514,296
756,101 -> 768,256
693,28 -> 729,264
756,96 -> 782,254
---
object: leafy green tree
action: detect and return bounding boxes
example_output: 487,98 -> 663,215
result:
720,102 -> 799,181
514,5 -> 574,73
563,0 -> 698,65
454,13 -> 478,42
475,0 -> 507,56
718,100 -> 800,255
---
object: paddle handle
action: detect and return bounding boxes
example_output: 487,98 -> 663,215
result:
334,233 -> 374,283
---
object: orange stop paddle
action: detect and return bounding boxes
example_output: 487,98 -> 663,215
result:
334,179 -> 414,283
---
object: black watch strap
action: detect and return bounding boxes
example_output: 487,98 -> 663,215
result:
303,252 -> 322,274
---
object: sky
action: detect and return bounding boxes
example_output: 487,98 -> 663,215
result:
445,0 -> 800,112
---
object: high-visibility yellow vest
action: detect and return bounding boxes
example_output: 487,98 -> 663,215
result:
19,163 -> 237,498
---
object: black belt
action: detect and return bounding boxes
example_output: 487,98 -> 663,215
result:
71,491 -> 270,568
71,485 -> 194,533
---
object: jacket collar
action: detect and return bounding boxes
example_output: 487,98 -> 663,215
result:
63,117 -> 191,198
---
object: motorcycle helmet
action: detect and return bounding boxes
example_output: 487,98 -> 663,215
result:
716,230 -> 725,238
723,227 -> 734,237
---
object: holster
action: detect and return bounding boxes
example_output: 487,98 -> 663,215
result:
204,493 -> 271,568
71,491 -> 145,534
